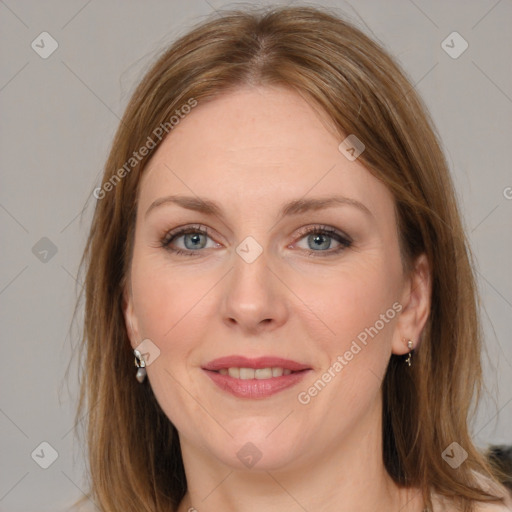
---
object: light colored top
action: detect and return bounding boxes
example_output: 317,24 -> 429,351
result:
431,472 -> 512,511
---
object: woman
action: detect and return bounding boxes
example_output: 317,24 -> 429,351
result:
77,5 -> 511,511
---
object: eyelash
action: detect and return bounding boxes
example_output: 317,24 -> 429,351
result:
160,224 -> 352,258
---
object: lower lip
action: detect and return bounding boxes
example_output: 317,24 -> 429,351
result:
202,369 -> 310,399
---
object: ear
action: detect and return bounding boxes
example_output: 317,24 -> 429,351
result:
123,281 -> 140,349
391,253 -> 431,355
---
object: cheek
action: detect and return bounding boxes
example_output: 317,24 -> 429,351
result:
296,255 -> 401,408
294,267 -> 398,437
130,250 -> 211,340
297,256 -> 400,346
129,256 -> 213,425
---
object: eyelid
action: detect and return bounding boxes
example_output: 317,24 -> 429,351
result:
293,224 -> 352,244
161,223 -> 213,246
290,225 -> 352,257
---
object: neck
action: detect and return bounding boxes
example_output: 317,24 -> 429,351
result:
176,397 -> 424,512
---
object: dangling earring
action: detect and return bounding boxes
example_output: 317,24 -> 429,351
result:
134,349 -> 147,383
405,340 -> 414,367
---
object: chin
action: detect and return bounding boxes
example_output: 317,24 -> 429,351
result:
216,438 -> 304,472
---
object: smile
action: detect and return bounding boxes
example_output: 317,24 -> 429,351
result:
202,355 -> 311,399
217,367 -> 293,379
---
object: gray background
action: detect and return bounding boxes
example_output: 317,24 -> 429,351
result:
0,0 -> 511,510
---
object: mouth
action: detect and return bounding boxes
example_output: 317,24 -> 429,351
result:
202,356 -> 312,399
212,367 -> 301,379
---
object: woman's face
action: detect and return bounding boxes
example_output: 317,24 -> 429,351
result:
124,85 -> 425,471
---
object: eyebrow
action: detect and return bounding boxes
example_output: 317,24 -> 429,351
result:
145,194 -> 373,220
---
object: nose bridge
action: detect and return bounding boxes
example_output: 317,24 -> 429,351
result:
231,241 -> 273,306
221,237 -> 288,330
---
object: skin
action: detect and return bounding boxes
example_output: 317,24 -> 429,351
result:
124,85 -> 432,512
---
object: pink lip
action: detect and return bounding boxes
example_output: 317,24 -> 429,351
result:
201,356 -> 312,399
202,355 -> 311,372
203,369 -> 310,399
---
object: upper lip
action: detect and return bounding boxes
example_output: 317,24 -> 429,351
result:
203,356 -> 311,372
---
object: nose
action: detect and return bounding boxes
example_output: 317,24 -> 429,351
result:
220,246 -> 289,335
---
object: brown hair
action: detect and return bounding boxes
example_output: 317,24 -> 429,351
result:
76,5 -> 507,511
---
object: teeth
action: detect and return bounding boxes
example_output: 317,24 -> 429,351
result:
239,368 -> 255,379
227,367 -> 239,378
255,368 -> 272,379
217,367 -> 296,379
272,367 -> 283,377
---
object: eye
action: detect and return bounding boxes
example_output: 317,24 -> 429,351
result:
293,225 -> 352,256
161,225 -> 219,256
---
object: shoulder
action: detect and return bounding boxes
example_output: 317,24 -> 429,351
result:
472,502 -> 512,511
430,472 -> 512,511
471,471 -> 512,511
431,496 -> 512,512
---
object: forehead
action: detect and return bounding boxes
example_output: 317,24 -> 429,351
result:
138,86 -> 396,227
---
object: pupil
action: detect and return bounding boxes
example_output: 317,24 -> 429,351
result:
185,233 -> 205,249
310,234 -> 330,250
